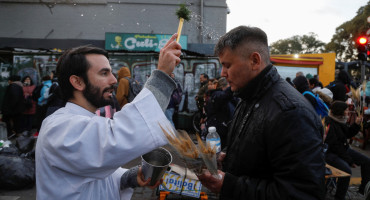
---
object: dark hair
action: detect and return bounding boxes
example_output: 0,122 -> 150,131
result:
200,73 -> 209,80
214,26 -> 270,64
330,100 -> 348,116
42,75 -> 51,81
56,45 -> 109,101
293,75 -> 309,93
9,75 -> 21,82
309,78 -> 319,87
337,70 -> 352,85
22,75 -> 34,86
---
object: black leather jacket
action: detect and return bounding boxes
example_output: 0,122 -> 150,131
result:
221,65 -> 326,200
324,116 -> 360,165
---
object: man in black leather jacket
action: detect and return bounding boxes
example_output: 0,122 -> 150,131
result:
197,26 -> 326,199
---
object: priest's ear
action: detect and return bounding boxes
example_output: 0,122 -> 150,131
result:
69,75 -> 85,91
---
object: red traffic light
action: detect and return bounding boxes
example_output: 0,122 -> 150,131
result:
358,36 -> 368,45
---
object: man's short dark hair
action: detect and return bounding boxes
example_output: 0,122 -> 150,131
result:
200,73 -> 209,80
214,26 -> 270,64
56,45 -> 109,101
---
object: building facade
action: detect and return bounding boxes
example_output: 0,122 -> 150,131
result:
0,0 -> 228,129
0,0 -> 227,52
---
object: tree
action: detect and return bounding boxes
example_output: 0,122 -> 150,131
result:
326,2 -> 370,61
270,33 -> 325,55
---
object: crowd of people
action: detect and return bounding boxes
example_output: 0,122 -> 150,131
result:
1,71 -> 65,138
1,25 -> 370,200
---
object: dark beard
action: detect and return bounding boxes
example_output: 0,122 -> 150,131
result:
83,81 -> 114,109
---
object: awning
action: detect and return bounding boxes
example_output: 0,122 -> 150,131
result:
270,55 -> 324,65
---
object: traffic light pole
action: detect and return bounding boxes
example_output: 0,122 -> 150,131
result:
361,60 -> 366,82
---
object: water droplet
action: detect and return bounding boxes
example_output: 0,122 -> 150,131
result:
141,9 -> 146,12
148,24 -> 151,27
81,14 -> 84,17
111,8 -> 114,11
74,3 -> 76,6
121,24 -> 124,26
94,14 -> 97,17
136,22 -> 140,25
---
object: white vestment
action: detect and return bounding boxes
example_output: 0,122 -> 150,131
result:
36,88 -> 170,200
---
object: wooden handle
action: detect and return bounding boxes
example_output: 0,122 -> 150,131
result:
176,18 -> 184,42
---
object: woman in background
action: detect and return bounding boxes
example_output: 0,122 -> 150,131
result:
21,76 -> 36,132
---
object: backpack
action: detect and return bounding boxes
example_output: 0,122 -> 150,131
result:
32,84 -> 50,103
303,91 -> 329,118
124,77 -> 143,103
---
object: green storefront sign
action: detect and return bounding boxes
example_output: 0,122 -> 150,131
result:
105,33 -> 187,51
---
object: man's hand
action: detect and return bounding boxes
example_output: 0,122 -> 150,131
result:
217,152 -> 226,170
157,33 -> 182,75
137,167 -> 163,189
197,170 -> 225,193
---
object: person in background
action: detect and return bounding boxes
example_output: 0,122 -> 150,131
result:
21,75 -> 36,132
285,77 -> 294,86
195,73 -> 209,111
36,34 -> 181,199
324,101 -> 370,199
309,77 -> 322,93
35,75 -> 52,130
165,72 -> 182,127
327,70 -> 353,102
196,26 -> 325,200
204,77 -> 236,149
293,75 -> 317,109
296,71 -> 304,77
45,72 -> 65,117
306,73 -> 313,80
310,77 -> 333,107
313,75 -> 324,88
116,66 -> 131,108
1,75 -> 25,137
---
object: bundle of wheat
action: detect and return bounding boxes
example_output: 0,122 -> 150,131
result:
351,86 -> 361,116
159,123 -> 218,176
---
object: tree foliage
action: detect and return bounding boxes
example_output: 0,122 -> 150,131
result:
270,33 -> 325,55
270,1 -> 370,60
326,2 -> 370,61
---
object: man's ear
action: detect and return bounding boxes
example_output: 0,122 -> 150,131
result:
250,52 -> 262,70
69,75 -> 85,91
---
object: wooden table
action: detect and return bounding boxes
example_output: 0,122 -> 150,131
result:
325,164 -> 351,197
325,164 -> 350,179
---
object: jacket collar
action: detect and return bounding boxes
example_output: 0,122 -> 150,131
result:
235,64 -> 279,101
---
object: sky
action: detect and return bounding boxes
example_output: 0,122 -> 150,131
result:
226,0 -> 369,45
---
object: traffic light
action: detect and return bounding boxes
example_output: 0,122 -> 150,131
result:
357,36 -> 368,61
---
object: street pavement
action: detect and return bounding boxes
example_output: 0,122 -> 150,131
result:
0,133 -> 369,200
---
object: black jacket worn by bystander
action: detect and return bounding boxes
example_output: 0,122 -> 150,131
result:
221,65 -> 326,200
